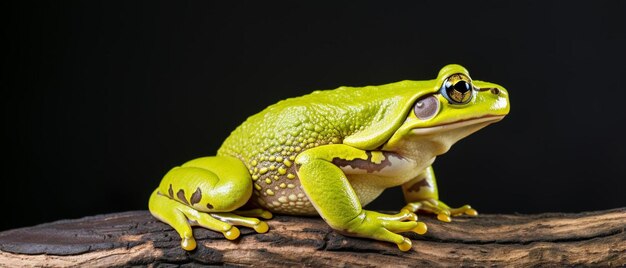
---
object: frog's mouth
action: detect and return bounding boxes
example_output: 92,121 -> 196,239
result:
410,115 -> 505,135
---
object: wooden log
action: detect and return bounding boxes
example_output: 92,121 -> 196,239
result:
0,208 -> 625,267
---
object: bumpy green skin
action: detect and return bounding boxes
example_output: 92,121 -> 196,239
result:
149,64 -> 510,252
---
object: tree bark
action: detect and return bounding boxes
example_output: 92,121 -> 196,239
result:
0,208 -> 624,267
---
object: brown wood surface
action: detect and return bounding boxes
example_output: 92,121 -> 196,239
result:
0,208 -> 625,267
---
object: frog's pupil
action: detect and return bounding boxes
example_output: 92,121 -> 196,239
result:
454,81 -> 471,93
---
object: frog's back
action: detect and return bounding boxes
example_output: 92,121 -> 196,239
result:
218,85 -> 386,160
218,80 -> 426,158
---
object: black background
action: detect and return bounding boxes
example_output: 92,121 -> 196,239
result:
2,1 -> 625,231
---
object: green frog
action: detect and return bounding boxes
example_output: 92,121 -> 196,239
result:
148,64 -> 510,251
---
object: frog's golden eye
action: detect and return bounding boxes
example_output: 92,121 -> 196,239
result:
413,94 -> 440,120
441,74 -> 473,104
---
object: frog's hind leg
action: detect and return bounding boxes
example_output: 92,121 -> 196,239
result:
149,155 -> 273,251
150,189 -> 272,251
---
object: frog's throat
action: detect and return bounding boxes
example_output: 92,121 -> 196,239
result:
381,114 -> 505,156
409,115 -> 505,135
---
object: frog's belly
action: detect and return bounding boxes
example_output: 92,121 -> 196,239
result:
341,152 -> 429,206
251,152 -> 427,215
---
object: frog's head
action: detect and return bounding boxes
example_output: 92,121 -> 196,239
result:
342,64 -> 509,159
380,64 -> 510,157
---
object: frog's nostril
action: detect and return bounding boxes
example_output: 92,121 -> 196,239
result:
490,88 -> 500,95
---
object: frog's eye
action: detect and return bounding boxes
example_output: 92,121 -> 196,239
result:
440,74 -> 473,105
413,94 -> 440,120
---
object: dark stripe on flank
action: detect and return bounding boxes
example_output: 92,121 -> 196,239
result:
190,188 -> 202,205
168,184 -> 174,198
332,151 -> 393,173
177,189 -> 189,205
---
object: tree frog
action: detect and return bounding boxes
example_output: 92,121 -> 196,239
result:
148,64 -> 510,251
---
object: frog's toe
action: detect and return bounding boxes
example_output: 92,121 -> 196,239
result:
448,204 -> 477,217
371,222 -> 424,251
397,237 -> 413,252
253,221 -> 270,233
172,220 -> 198,250
382,219 -> 428,235
382,219 -> 418,232
258,211 -> 273,220
465,208 -> 478,216
368,227 -> 413,251
185,210 -> 237,240
233,208 -> 274,220
149,190 -> 204,251
405,199 -> 477,222
403,199 -> 441,214
383,209 -> 418,222
181,237 -> 197,251
211,212 -> 271,234
435,207 -> 475,222
222,226 -> 240,240
413,221 -> 428,234
437,213 -> 452,223
377,210 -> 427,235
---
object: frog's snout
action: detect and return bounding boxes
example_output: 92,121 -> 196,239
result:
477,85 -> 509,102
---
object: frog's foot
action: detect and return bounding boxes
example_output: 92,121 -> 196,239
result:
342,210 -> 427,252
402,199 -> 477,222
149,190 -> 270,251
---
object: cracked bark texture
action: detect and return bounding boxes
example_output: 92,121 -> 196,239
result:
0,208 -> 625,267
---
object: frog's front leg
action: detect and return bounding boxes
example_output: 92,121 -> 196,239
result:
148,156 -> 272,251
295,144 -> 427,251
401,166 -> 477,222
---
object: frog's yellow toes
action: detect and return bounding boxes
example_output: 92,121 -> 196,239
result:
254,221 -> 270,233
448,205 -> 478,217
222,226 -> 241,240
211,212 -> 271,235
393,209 -> 418,222
413,222 -> 428,235
405,200 -> 477,222
397,237 -> 413,252
181,237 -> 197,251
260,211 -> 273,219
465,208 -> 478,216
435,206 -> 476,222
437,213 -> 452,222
